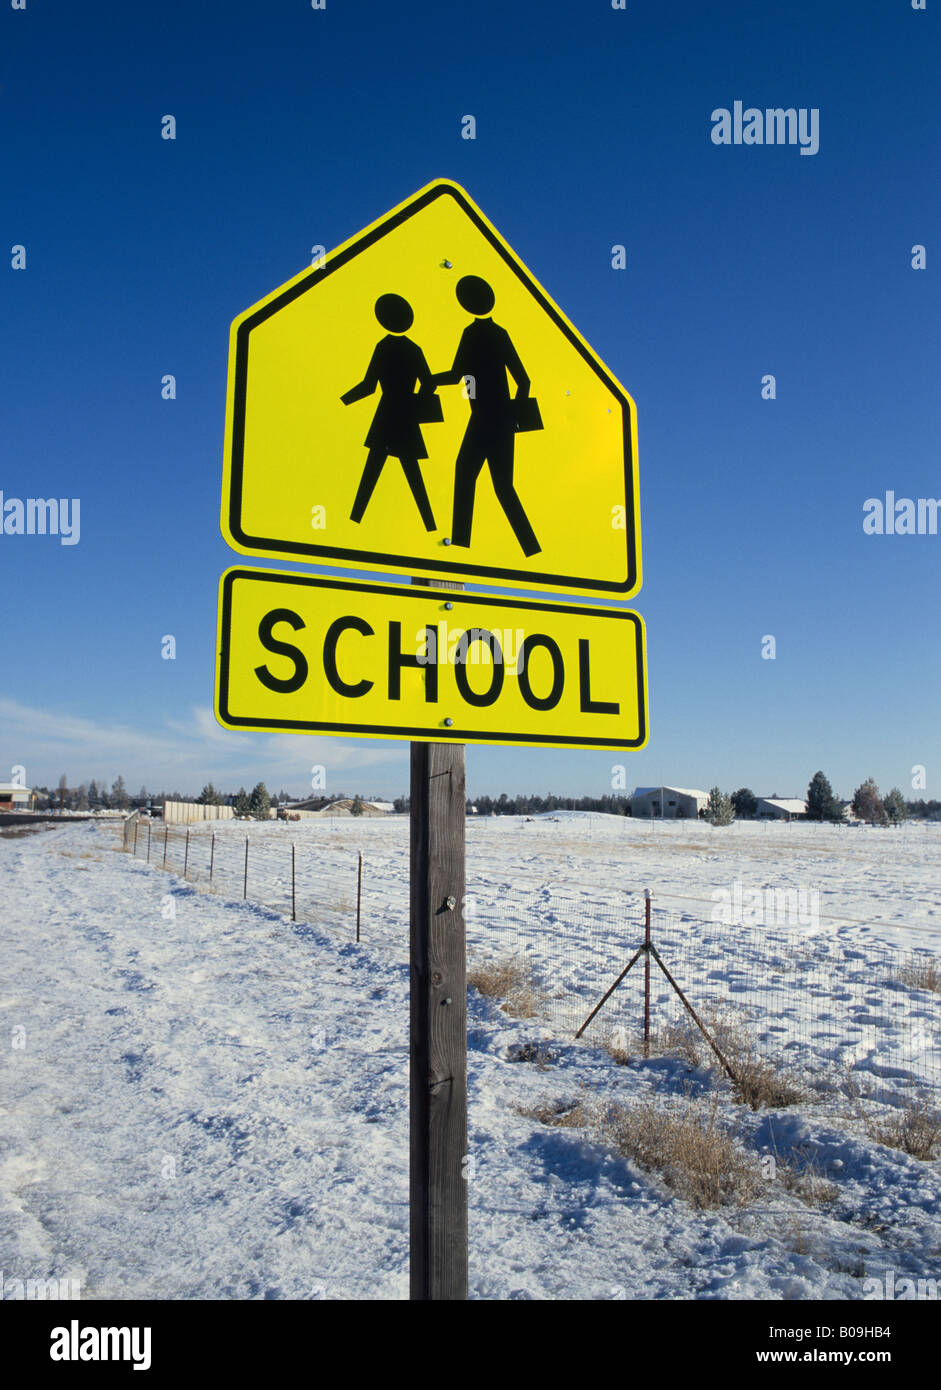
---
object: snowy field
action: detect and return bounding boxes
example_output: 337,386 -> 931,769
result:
1,814 -> 939,1300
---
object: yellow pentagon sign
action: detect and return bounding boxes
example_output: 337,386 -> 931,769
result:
221,179 -> 641,598
216,569 -> 648,750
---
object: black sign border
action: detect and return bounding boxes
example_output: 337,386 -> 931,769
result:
217,569 -> 647,749
227,181 -> 638,596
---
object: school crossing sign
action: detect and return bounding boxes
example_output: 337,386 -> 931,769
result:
212,180 -> 649,1304
221,178 -> 641,597
216,179 -> 648,750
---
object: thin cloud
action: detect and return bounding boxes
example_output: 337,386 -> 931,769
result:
0,698 -> 406,793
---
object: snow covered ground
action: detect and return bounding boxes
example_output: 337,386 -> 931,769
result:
1,815 -> 938,1300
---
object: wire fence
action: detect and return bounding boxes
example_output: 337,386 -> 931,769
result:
122,813 -> 941,1110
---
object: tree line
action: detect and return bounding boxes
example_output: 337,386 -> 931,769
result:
34,778 -> 383,819
392,792 -> 633,816
708,773 -> 927,827
33,773 -> 938,824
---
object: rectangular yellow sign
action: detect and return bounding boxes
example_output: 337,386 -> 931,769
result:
216,569 -> 648,750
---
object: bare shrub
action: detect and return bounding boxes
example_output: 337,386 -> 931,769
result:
898,956 -> 941,994
623,1009 -> 805,1110
603,1038 -> 633,1066
468,956 -> 542,1018
729,1051 -> 805,1111
865,1099 -> 941,1160
599,1096 -> 763,1209
519,1099 -> 591,1129
778,1154 -> 839,1206
507,1040 -> 556,1067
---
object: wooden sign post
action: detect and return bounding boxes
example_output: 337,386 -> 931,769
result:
409,579 -> 467,1301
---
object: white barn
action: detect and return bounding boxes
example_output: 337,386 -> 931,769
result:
756,797 -> 807,822
631,786 -> 709,820
0,783 -> 34,811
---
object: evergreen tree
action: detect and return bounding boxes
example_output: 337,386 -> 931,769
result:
853,777 -> 885,823
111,775 -> 129,810
707,787 -> 734,826
198,782 -> 223,806
349,795 -> 365,817
806,771 -> 844,822
249,782 -> 271,820
232,787 -> 251,817
730,788 -> 757,819
87,778 -> 100,810
883,788 -> 908,823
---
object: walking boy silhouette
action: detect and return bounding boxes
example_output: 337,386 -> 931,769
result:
341,293 -> 439,531
434,275 -> 541,557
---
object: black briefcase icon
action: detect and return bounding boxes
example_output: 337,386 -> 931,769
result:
414,390 -> 444,424
513,396 -> 543,433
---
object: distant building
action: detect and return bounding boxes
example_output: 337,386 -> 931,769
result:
0,783 -> 34,811
631,786 -> 709,819
280,797 -> 388,818
756,797 -> 807,822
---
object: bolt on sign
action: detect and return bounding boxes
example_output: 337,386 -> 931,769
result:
221,177 -> 641,598
215,569 -> 648,750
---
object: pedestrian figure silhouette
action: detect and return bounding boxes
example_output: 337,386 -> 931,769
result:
341,293 -> 440,531
434,275 -> 541,557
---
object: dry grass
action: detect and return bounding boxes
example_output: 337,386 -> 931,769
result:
897,956 -> 941,994
0,823 -> 51,839
519,1099 -> 591,1129
600,1095 -> 763,1209
507,1040 -> 556,1068
603,1039 -> 633,1066
729,1050 -> 806,1112
603,1012 -> 805,1110
865,1098 -> 941,1160
468,956 -> 543,1018
778,1154 -> 840,1206
525,1090 -> 839,1211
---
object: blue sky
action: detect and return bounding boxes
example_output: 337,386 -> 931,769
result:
2,0 -> 938,802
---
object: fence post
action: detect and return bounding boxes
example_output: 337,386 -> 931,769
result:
210,833 -> 215,890
243,837 -> 249,899
292,842 -> 296,923
643,889 -> 652,1058
163,825 -> 169,867
147,822 -> 152,863
184,828 -> 190,880
133,818 -> 139,854
356,851 -> 363,943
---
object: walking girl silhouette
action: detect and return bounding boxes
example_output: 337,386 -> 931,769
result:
341,294 -> 440,531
